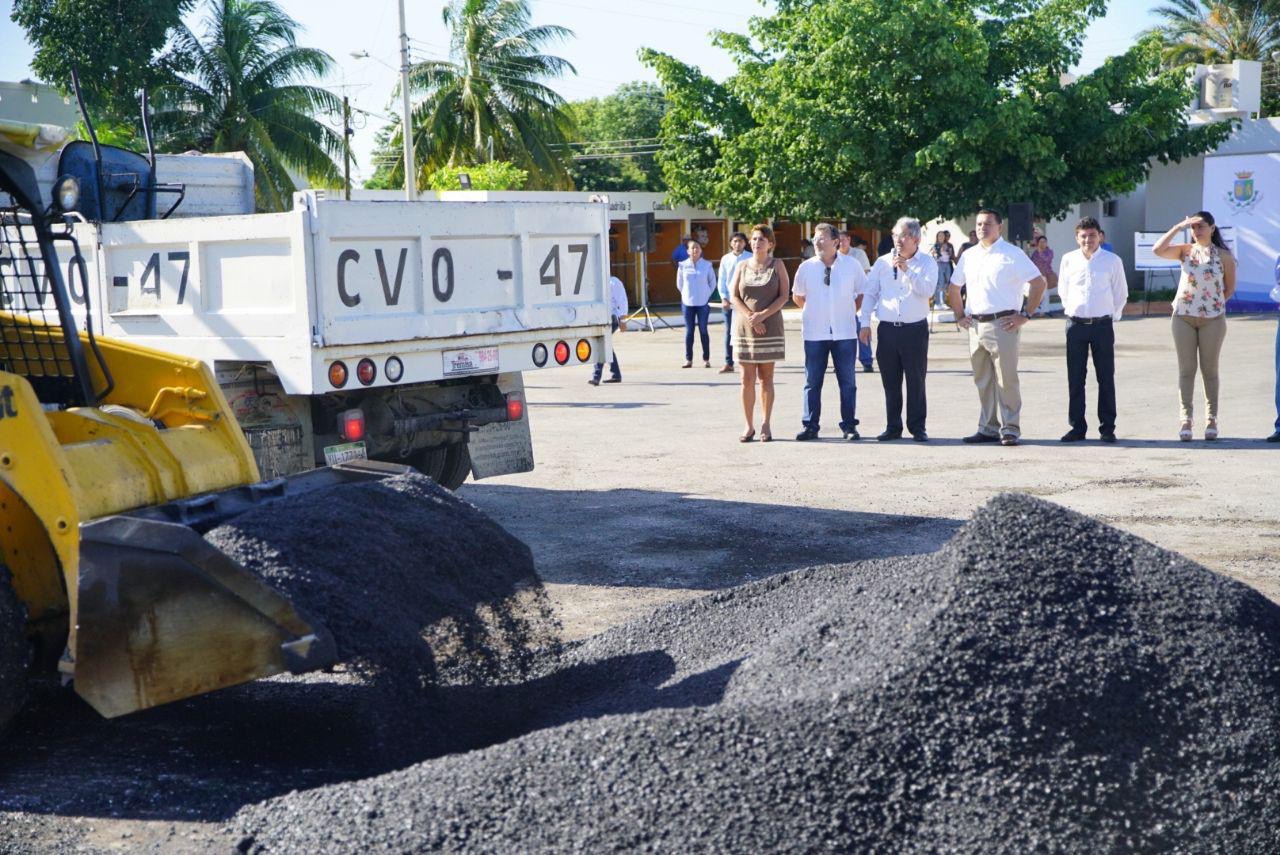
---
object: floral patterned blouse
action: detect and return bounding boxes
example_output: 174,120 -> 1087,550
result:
1175,243 -> 1226,318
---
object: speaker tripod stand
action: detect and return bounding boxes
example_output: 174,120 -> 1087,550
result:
621,250 -> 673,331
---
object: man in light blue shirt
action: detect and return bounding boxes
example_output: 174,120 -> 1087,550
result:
717,232 -> 750,373
1269,255 -> 1280,443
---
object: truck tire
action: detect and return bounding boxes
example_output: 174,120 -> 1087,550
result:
0,569 -> 29,736
438,442 -> 471,492
409,446 -> 449,483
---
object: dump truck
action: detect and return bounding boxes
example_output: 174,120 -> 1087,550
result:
16,98 -> 612,491
0,139 -> 434,733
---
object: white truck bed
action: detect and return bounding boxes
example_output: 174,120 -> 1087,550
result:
70,193 -> 611,393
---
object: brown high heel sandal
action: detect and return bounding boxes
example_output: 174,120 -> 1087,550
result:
760,425 -> 773,442
739,429 -> 756,443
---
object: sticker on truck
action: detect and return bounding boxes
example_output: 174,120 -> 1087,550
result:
323,440 -> 368,465
443,346 -> 499,377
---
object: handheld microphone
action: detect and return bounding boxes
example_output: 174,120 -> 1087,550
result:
892,247 -> 900,280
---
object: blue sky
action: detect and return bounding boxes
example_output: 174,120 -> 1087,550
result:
1,0 -> 1159,182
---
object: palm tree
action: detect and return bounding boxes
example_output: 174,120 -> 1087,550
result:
153,0 -> 344,211
1148,0 -> 1280,67
391,0 -> 577,189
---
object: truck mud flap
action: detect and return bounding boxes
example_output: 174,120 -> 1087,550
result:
71,515 -> 337,719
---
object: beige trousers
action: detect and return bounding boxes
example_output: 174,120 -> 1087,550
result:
1171,314 -> 1227,421
969,321 -> 1022,437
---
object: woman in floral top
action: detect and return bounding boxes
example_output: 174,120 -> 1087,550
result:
1153,210 -> 1237,441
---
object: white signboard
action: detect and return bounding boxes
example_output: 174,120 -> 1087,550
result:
1134,227 -> 1236,270
1203,153 -> 1280,308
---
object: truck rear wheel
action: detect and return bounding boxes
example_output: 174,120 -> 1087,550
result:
0,569 -> 30,735
409,442 -> 471,492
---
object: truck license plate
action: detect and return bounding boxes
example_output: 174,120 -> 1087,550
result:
442,346 -> 499,377
323,440 -> 368,465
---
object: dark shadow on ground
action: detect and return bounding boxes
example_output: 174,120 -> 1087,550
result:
459,485 -> 963,590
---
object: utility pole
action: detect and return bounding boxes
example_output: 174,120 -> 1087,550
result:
398,0 -> 415,200
343,95 -> 352,201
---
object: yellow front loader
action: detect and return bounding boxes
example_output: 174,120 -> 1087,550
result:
0,148 -> 392,731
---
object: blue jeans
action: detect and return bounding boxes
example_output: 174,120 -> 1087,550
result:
592,317 -> 621,381
802,338 -> 858,431
856,315 -> 873,367
683,303 -> 710,362
1274,316 -> 1280,430
722,306 -> 734,366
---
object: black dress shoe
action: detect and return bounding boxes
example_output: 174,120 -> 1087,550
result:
876,429 -> 903,442
962,432 -> 999,444
862,363 -> 875,373
843,429 -> 861,441
911,432 -> 929,442
1000,434 -> 1019,447
1100,432 -> 1117,443
602,376 -> 622,383
587,378 -> 600,386
796,427 -> 819,441
1266,430 -> 1280,443
1059,430 -> 1086,442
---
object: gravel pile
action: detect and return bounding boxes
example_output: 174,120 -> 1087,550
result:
231,493 -> 1280,853
205,470 -> 558,756
0,567 -> 29,734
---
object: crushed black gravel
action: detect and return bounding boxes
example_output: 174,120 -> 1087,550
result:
0,567 -> 29,734
231,493 -> 1280,853
204,470 -> 559,756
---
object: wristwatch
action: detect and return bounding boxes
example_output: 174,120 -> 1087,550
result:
1019,309 -> 1032,319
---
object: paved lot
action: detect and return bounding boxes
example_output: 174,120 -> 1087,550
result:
461,311 -> 1280,639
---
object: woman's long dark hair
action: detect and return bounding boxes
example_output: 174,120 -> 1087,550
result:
1195,210 -> 1229,251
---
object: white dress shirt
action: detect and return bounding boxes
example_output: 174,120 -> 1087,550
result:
950,237 -> 1043,315
1270,282 -> 1280,303
849,247 -> 871,273
717,250 -> 750,301
792,253 -> 866,341
676,258 -> 716,307
608,275 -> 629,318
1057,248 -> 1127,321
860,251 -> 937,326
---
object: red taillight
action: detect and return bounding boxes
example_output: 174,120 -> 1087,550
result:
553,341 -> 570,365
356,358 -> 377,386
338,408 -> 365,442
505,392 -> 525,421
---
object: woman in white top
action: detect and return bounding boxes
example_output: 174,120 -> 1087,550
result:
1153,210 -> 1236,441
676,237 -> 717,368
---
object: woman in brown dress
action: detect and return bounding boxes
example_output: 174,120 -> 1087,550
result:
729,224 -> 791,441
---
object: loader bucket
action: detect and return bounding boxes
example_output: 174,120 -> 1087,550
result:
71,515 -> 336,719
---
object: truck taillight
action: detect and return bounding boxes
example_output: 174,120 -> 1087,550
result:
385,356 -> 404,383
505,392 -> 525,421
531,343 -> 548,367
328,361 -> 348,388
356,358 -> 377,386
575,339 -> 591,362
554,341 -> 570,365
339,408 -> 365,441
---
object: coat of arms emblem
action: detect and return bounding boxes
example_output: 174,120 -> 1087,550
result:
1226,170 -> 1261,211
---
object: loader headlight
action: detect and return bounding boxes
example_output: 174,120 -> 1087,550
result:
53,175 -> 80,212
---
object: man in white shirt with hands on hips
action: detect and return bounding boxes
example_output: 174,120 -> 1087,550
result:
948,208 -> 1048,446
793,222 -> 868,441
1056,216 -> 1127,443
859,217 -> 937,442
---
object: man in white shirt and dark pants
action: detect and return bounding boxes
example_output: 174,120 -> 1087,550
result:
948,208 -> 1048,446
860,217 -> 937,441
793,223 -> 868,441
1056,216 -> 1127,442
589,274 -> 629,385
717,232 -> 750,373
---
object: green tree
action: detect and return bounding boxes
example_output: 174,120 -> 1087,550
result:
12,0 -> 194,124
150,0 -> 343,211
565,82 -> 667,192
1147,0 -> 1280,66
428,162 -> 529,190
641,0 -> 1233,225
382,0 -> 576,190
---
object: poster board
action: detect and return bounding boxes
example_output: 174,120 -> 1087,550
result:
1134,227 -> 1235,270
1203,153 -> 1280,309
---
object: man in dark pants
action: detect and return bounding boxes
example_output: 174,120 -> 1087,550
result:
1055,217 -> 1127,441
859,217 -> 937,440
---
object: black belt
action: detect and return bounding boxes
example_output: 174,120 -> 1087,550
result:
970,310 -> 1016,322
1068,315 -> 1112,325
880,318 -> 928,327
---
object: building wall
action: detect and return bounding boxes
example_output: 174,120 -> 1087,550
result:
0,81 -> 78,128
